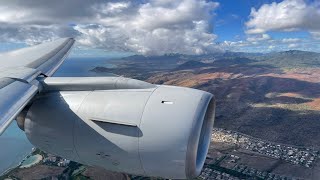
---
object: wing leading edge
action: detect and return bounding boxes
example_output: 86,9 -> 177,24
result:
0,38 -> 75,134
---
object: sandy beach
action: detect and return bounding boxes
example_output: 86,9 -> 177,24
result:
20,155 -> 43,169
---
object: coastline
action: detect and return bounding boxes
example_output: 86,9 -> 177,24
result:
1,57 -> 112,177
0,149 -> 33,176
20,154 -> 43,168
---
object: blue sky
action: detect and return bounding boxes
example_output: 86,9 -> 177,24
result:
0,0 -> 319,55
213,0 -> 315,42
214,0 -> 283,41
213,0 -> 320,53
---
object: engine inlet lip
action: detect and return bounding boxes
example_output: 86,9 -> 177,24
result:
185,94 -> 215,179
16,104 -> 33,131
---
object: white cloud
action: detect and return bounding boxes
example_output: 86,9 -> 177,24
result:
268,45 -> 275,49
246,34 -> 271,42
281,38 -> 301,43
311,31 -> 320,40
95,2 -> 131,14
221,40 -> 250,48
288,43 -> 299,48
221,35 -> 319,53
246,0 -> 320,38
0,0 -> 220,55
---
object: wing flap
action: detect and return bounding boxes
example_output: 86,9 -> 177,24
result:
0,79 -> 38,134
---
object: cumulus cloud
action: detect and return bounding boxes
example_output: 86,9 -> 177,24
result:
246,0 -> 320,38
0,0 -> 220,55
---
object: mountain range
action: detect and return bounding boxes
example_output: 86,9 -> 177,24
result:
93,50 -> 320,148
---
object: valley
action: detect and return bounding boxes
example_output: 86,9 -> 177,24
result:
93,51 -> 320,148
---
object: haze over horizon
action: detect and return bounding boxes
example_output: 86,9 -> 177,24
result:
0,0 -> 319,56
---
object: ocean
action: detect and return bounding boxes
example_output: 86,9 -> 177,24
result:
53,57 -> 117,77
0,56 -> 118,175
0,123 -> 33,175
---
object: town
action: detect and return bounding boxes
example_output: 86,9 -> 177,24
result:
212,129 -> 318,168
197,128 -> 320,180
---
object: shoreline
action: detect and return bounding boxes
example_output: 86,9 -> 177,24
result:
20,154 -> 43,169
0,149 -> 33,176
0,161 -> 22,177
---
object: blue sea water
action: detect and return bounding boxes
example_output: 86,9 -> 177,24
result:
54,57 -> 116,77
0,56 -> 118,175
0,123 -> 33,175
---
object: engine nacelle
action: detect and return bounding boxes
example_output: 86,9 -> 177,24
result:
21,77 -> 215,179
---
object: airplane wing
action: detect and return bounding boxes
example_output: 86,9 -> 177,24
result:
0,38 -> 75,134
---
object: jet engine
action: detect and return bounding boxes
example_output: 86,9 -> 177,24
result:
17,77 -> 215,179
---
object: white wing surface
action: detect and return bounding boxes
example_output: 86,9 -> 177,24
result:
0,38 -> 75,134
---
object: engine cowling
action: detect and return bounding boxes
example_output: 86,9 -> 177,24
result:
21,78 -> 215,179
